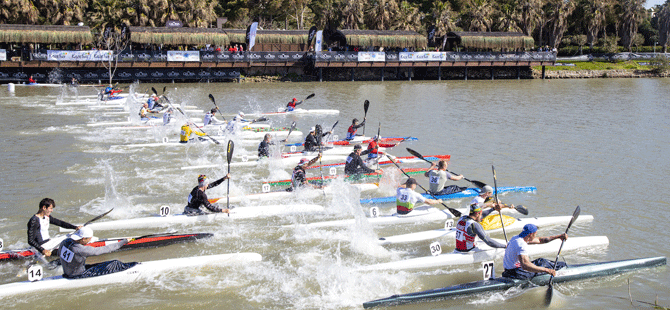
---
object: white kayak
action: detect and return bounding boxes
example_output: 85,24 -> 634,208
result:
61,204 -> 325,231
284,205 -> 522,229
360,236 -> 609,271
240,108 -> 340,117
377,215 -> 595,245
105,122 -> 270,131
237,146 -> 384,162
211,183 -> 379,204
10,83 -> 63,87
55,96 -> 129,106
88,117 -> 200,127
0,252 -> 262,298
227,154 -> 348,169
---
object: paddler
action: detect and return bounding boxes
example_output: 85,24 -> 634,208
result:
502,224 -> 568,279
27,198 -> 81,257
162,107 -> 173,125
139,103 -> 157,121
258,133 -> 274,158
344,144 -> 380,176
424,159 -> 467,195
303,126 -> 332,152
184,174 -> 232,215
470,185 -> 517,212
286,98 -> 302,112
179,122 -> 207,143
346,118 -> 366,140
454,204 -> 507,252
396,178 -> 442,215
363,135 -> 388,164
58,226 -> 136,279
203,108 -> 220,126
147,94 -> 163,111
225,112 -> 249,134
28,75 -> 36,84
286,153 -> 322,192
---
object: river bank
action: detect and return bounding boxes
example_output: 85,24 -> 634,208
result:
533,68 -> 670,79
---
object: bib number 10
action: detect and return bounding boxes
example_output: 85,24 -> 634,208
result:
482,261 -> 495,280
160,205 -> 171,217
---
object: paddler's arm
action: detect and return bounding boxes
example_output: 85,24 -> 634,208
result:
470,222 -> 506,248
519,254 -> 556,276
535,233 -> 568,244
27,216 -> 48,255
49,216 -> 79,231
73,239 -> 129,257
424,162 -> 438,177
207,173 -> 231,189
193,128 -> 207,137
303,153 -> 322,168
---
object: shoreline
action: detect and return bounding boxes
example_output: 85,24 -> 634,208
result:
533,68 -> 670,79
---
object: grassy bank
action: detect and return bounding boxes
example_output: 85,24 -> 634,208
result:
534,60 -> 649,71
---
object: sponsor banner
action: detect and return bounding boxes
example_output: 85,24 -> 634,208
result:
315,31 -> 323,52
247,22 -> 259,51
314,52 -> 359,62
357,52 -> 385,62
167,51 -> 200,62
46,50 -> 113,61
399,52 -> 446,61
0,49 -> 5,61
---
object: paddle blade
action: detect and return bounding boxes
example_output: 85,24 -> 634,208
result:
209,94 -> 215,104
545,284 -> 554,306
290,121 -> 297,129
469,179 -> 487,188
377,122 -> 380,138
151,87 -> 157,95
83,208 -> 114,226
515,205 -> 529,215
162,86 -> 166,94
567,206 -> 581,229
364,100 -> 370,114
305,93 -> 315,100
226,140 -> 235,164
330,120 -> 339,131
254,117 -> 268,123
406,148 -> 432,165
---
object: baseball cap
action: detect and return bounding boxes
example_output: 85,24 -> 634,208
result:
310,127 -> 315,132
298,158 -> 309,165
469,203 -> 482,213
353,144 -> 362,150
519,224 -> 538,237
480,185 -> 493,194
404,178 -> 417,186
72,226 -> 94,240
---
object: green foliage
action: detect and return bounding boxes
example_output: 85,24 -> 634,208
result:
649,54 -> 670,73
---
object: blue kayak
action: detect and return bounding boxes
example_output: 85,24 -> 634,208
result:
360,186 -> 537,204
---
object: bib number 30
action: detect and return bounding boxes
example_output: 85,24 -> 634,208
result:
28,265 -> 43,282
429,241 -> 442,256
482,261 -> 495,280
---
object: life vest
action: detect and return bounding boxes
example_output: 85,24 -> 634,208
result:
455,216 -> 477,251
287,101 -> 296,108
180,124 -> 190,142
396,187 -> 417,212
203,112 -> 213,126
291,166 -> 306,188
367,141 -> 379,158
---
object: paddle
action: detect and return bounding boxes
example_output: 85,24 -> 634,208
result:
362,100 -> 370,136
545,205 -> 580,306
226,140 -> 234,215
385,155 -> 461,217
406,148 -> 487,188
492,165 -> 508,243
324,120 -> 339,143
315,125 -> 326,196
208,93 -> 227,121
250,117 -> 268,124
164,96 -> 220,145
281,121 -> 297,142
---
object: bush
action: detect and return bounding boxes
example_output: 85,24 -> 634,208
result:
649,55 -> 670,73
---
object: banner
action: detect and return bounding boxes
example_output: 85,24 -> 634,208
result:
247,22 -> 258,51
399,52 -> 447,61
357,52 -> 385,62
167,51 -> 200,62
46,50 -> 113,61
0,49 -> 6,61
315,31 -> 323,52
307,26 -> 317,47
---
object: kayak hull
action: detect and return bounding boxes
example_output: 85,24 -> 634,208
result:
210,183 -> 379,204
360,186 -> 537,204
362,256 -> 666,308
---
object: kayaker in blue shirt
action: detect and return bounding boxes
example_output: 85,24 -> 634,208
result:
502,224 -> 567,279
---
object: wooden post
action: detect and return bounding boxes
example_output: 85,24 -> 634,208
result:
408,68 -> 412,81
438,66 -> 441,81
381,68 -> 384,81
464,67 -> 468,80
517,67 -> 520,80
491,68 -> 494,80
319,68 -> 322,82
351,68 -> 354,81
542,65 -> 546,79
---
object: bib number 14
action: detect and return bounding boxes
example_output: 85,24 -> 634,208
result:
28,265 -> 43,282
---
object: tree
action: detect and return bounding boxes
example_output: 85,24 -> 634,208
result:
169,0 -> 217,28
618,0 -> 646,52
464,0 -> 495,31
88,0 -> 130,30
36,0 -> 88,25
518,0 -> 545,36
310,0 -> 340,29
95,25 -> 131,85
0,0 -> 39,24
580,0 -> 612,49
659,0 -> 670,52
126,0 -> 169,27
495,0 -> 522,32
544,0 -> 575,49
284,0 -> 312,29
341,0 -> 365,29
394,0 -> 424,31
365,0 -> 399,30
427,0 -> 458,49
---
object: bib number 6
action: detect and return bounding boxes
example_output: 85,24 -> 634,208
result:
369,207 -> 380,218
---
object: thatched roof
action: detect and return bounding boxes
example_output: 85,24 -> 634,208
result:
130,27 -> 230,46
341,30 -> 427,49
447,32 -> 534,49
224,29 -> 309,45
0,24 -> 92,44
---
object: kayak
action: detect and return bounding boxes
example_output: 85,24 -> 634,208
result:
0,232 -> 212,262
11,83 -> 63,87
241,108 -> 340,117
285,136 -> 418,147
0,252 -> 262,298
55,96 -> 128,106
264,168 -> 429,188
239,146 -> 386,161
284,205 -> 523,229
362,256 -> 666,308
360,236 -> 609,271
88,117 -> 200,127
378,214 -> 594,245
210,129 -> 302,140
209,183 -> 379,204
305,155 -> 451,170
61,204 -> 326,231
360,186 -> 537,204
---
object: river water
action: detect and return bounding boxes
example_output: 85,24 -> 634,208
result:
0,78 -> 668,309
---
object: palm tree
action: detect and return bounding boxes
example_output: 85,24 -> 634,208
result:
428,0 -> 458,49
394,0 -> 424,31
341,0 -> 365,29
310,0 -> 340,29
464,0 -> 495,32
544,0 -> 575,49
88,0 -> 130,31
365,0 -> 399,30
659,0 -> 670,52
581,0 -> 612,50
283,0 -> 313,29
518,0 -> 544,36
0,0 -> 39,24
169,0 -> 217,28
495,0 -> 522,32
618,0 -> 647,52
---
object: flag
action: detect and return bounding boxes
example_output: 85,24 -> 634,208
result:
315,31 -> 323,52
246,22 -> 258,51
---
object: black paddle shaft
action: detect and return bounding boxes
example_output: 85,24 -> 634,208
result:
406,148 -> 487,188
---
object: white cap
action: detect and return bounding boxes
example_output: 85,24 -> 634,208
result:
238,112 -> 245,117
72,226 -> 94,240
310,127 -> 315,132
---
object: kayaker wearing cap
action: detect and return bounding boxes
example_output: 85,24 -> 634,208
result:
180,123 -> 207,143
185,174 -> 232,215
162,108 -> 173,125
258,133 -> 274,158
286,98 -> 303,112
58,227 -> 136,279
470,185 -> 517,211
286,153 -> 322,192
396,178 -> 442,215
502,224 -> 568,279
363,135 -> 387,162
344,144 -> 380,176
303,125 -> 331,152
455,204 -> 507,252
27,198 -> 81,257
139,103 -> 157,121
425,159 -> 467,195
225,112 -> 249,134
346,118 -> 366,140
